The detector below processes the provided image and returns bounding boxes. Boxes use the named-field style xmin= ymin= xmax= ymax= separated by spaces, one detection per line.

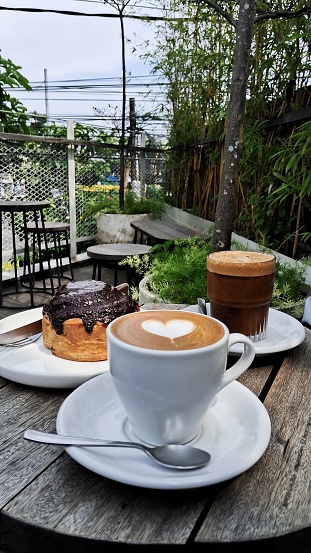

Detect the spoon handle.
xmin=24 ymin=429 xmax=211 ymax=470
xmin=24 ymin=429 xmax=143 ymax=450
xmin=197 ymin=297 xmax=207 ymax=314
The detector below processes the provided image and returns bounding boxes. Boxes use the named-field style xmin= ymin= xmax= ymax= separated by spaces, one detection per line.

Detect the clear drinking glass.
xmin=207 ymin=251 xmax=276 ymax=342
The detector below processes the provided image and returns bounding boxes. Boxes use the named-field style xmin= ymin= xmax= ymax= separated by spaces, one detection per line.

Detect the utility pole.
xmin=119 ymin=10 xmax=126 ymax=210
xmin=44 ymin=68 xmax=49 ymax=123
xmin=140 ymin=131 xmax=146 ymax=198
xmin=129 ymin=97 xmax=137 ymax=182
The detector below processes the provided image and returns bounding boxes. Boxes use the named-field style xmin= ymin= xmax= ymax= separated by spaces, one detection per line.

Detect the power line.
xmin=0 ymin=5 xmax=184 ymax=21
xmin=68 ymin=0 xmax=174 ymax=12
xmin=25 ymin=75 xmax=164 ymax=85
xmin=5 ymin=83 xmax=167 ymax=91
xmin=0 ymin=4 xmax=172 ymax=136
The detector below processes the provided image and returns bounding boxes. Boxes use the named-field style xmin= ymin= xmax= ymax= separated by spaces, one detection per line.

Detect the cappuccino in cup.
xmin=111 ymin=310 xmax=224 ymax=350
xmin=207 ymin=251 xmax=276 ymax=341
xmin=107 ymin=310 xmax=255 ymax=445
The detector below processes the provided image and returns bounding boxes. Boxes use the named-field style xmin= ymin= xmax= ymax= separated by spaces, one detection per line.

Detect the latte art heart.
xmin=111 ymin=311 xmax=225 ymax=350
xmin=142 ymin=319 xmax=195 ymax=340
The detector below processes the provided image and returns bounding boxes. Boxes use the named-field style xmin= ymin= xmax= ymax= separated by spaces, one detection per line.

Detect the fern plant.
xmin=121 ymin=237 xmax=213 ymax=304
xmin=271 ymin=259 xmax=310 ymax=315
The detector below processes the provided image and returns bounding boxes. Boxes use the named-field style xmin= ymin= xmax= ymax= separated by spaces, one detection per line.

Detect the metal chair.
xmin=23 ymin=221 xmax=74 ymax=295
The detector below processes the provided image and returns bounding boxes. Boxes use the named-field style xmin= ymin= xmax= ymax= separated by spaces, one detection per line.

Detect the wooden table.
xmin=0 ymin=312 xmax=310 ymax=552
xmin=131 ymin=219 xmax=200 ymax=245
xmin=87 ymin=243 xmax=151 ymax=286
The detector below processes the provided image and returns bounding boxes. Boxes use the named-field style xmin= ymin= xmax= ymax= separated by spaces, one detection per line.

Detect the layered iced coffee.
xmin=207 ymin=251 xmax=276 ymax=341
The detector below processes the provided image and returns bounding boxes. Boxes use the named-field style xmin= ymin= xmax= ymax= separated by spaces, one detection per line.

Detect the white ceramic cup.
xmin=107 ymin=310 xmax=255 ymax=446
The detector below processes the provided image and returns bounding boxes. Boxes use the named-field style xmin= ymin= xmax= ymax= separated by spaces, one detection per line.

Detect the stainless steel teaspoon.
xmin=24 ymin=429 xmax=211 ymax=470
xmin=197 ymin=297 xmax=207 ymax=314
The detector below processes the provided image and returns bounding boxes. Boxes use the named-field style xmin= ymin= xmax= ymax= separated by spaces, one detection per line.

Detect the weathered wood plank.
xmin=131 ymin=219 xmax=199 ymax=243
xmin=0 ymin=362 xmax=275 ymax=547
xmin=3 ymin=452 xmax=210 ymax=546
xmin=0 ymin=383 xmax=67 ymax=443
xmin=237 ymin=363 xmax=273 ymax=397
xmin=0 ymin=375 xmax=8 ymax=387
xmin=1 ymin=375 xmax=210 ymax=547
xmin=0 ymin=382 xmax=67 ymax=507
xmin=1 ymin=322 xmax=309 ymax=551
xmin=195 ymin=330 xmax=311 ymax=544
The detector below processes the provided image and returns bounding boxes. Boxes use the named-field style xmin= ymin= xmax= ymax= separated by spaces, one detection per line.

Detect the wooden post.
xmin=119 ymin=11 xmax=126 ymax=210
xmin=129 ymin=97 xmax=137 ymax=183
xmin=140 ymin=132 xmax=146 ymax=198
xmin=67 ymin=120 xmax=77 ymax=261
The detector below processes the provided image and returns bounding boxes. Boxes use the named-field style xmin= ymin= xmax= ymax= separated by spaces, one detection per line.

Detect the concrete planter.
xmin=139 ymin=275 xmax=164 ymax=305
xmin=96 ymin=213 xmax=151 ymax=244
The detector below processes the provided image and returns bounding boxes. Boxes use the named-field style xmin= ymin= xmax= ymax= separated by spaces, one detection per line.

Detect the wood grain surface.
xmin=196 ymin=331 xmax=311 ymax=548
xmin=0 ymin=327 xmax=310 ymax=553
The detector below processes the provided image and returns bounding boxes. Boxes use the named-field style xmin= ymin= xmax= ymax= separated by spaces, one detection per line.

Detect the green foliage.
xmin=150 ymin=238 xmax=212 ymax=304
xmin=235 ymin=118 xmax=311 ymax=255
xmin=271 ymin=259 xmax=310 ymax=311
xmin=124 ymin=188 xmax=165 ymax=215
xmin=121 ymin=252 xmax=153 ymax=279
xmin=0 ymin=52 xmax=31 ymax=133
xmin=140 ymin=2 xmax=311 ymax=254
xmin=30 ymin=121 xmax=113 ymax=143
xmin=123 ymin=237 xmax=213 ymax=304
xmin=142 ymin=1 xmax=235 ymax=149
xmin=86 ymin=189 xmax=165 ymax=216
xmin=271 ymin=120 xmax=311 ymax=201
xmin=123 ymin=235 xmax=310 ymax=309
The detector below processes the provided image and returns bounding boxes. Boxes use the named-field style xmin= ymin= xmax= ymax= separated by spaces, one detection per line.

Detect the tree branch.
xmin=255 ymin=5 xmax=311 ymax=23
xmin=190 ymin=0 xmax=236 ymax=28
xmin=191 ymin=1 xmax=311 ymax=27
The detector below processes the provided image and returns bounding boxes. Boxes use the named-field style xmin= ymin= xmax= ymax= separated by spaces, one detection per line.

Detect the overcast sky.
xmin=1 ymin=0 xmax=167 ymax=135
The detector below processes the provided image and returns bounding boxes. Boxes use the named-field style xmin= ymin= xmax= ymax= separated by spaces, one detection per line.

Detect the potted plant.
xmin=86 ymin=186 xmax=165 ymax=243
xmin=122 ymin=238 xmax=311 ymax=318
xmin=122 ymin=237 xmax=213 ymax=304
xmin=270 ymin=260 xmax=311 ymax=318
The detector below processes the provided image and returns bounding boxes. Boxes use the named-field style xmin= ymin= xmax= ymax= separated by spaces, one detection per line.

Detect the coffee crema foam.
xmin=111 ymin=311 xmax=224 ymax=350
xmin=207 ymin=251 xmax=275 ymax=277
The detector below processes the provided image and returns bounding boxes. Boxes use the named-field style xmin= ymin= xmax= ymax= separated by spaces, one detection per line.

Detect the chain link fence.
xmin=0 ymin=139 xmax=165 ymax=259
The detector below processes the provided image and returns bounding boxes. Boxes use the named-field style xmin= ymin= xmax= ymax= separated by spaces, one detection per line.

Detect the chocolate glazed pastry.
xmin=42 ymin=280 xmax=139 ymax=362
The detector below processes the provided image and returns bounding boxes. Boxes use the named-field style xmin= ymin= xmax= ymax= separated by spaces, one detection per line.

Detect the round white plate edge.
xmin=0 ymin=308 xmax=109 ymax=388
xmin=56 ymin=373 xmax=272 ymax=490
xmin=0 ymin=359 xmax=108 ymax=388
xmin=0 ymin=306 xmax=43 ymax=333
xmin=182 ymin=305 xmax=305 ymax=355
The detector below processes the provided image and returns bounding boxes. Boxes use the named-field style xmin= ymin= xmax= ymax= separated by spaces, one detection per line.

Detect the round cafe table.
xmin=87 ymin=242 xmax=151 ymax=286
xmin=0 ymin=305 xmax=310 ymax=552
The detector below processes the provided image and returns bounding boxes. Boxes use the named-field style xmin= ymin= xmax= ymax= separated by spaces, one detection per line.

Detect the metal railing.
xmin=0 ymin=137 xmax=165 ymax=262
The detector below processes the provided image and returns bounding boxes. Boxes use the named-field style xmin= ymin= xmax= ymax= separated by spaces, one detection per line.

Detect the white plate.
xmin=0 ymin=308 xmax=108 ymax=388
xmin=182 ymin=305 xmax=305 ymax=356
xmin=56 ymin=372 xmax=271 ymax=490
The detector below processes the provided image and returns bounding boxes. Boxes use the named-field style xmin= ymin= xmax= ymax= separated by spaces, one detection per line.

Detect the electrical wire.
xmin=0 ymin=5 xmax=183 ymax=22
xmin=0 ymin=3 xmax=172 ymax=137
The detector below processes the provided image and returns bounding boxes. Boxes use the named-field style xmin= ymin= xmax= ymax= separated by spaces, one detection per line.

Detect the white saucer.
xmin=56 ymin=372 xmax=271 ymax=489
xmin=182 ymin=305 xmax=305 ymax=356
xmin=0 ymin=308 xmax=108 ymax=388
